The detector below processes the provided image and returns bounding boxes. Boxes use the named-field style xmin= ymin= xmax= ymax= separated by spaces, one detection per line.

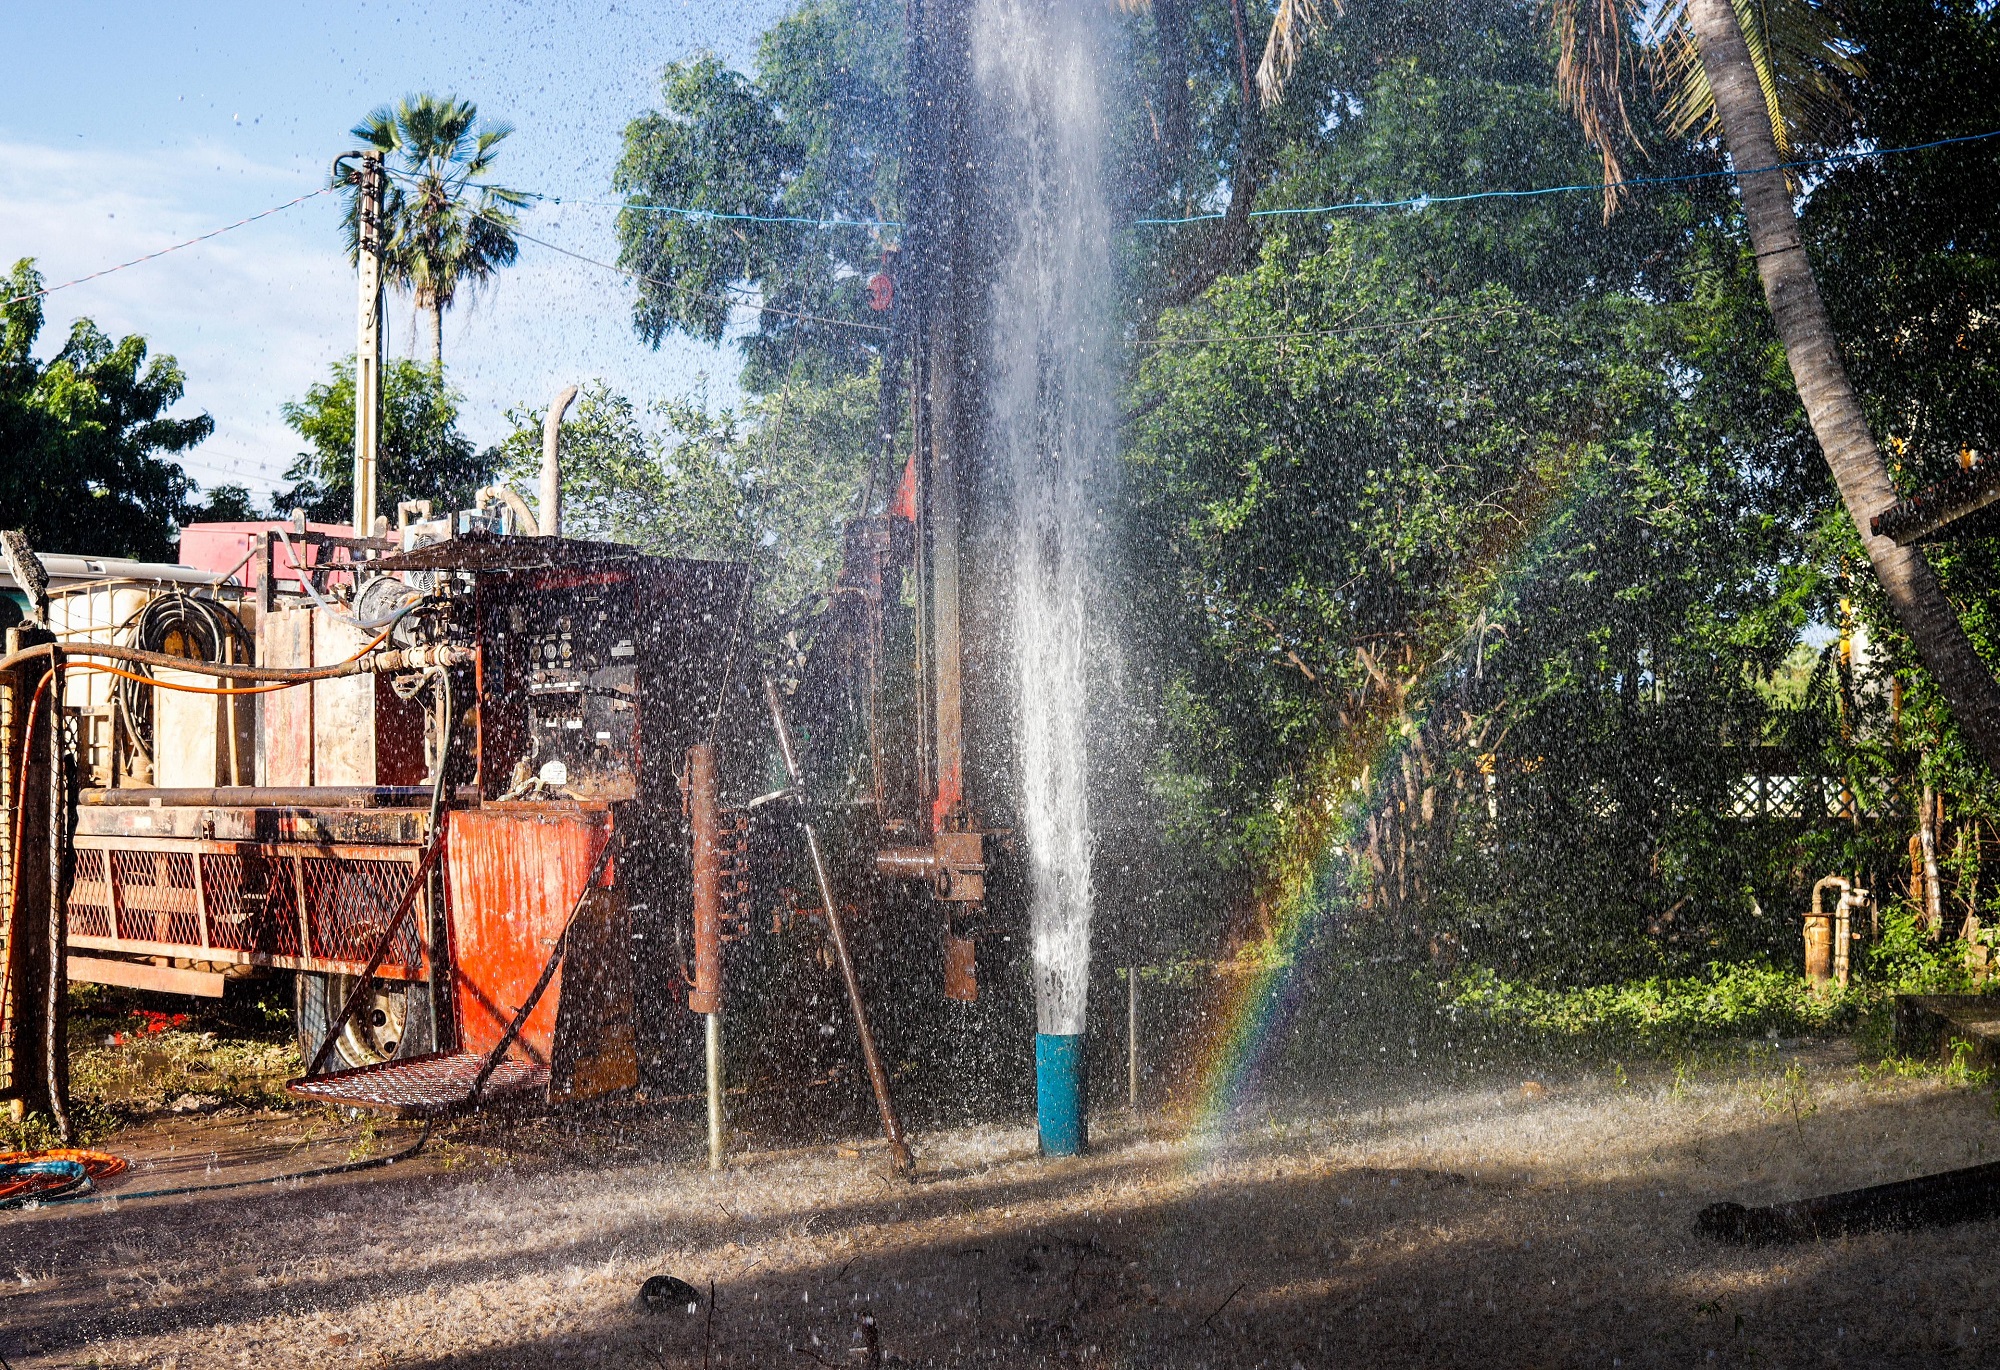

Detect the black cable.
xmin=114 ymin=591 xmax=255 ymax=762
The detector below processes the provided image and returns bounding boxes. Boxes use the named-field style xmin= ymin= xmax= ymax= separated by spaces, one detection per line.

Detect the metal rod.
xmin=1127 ymin=966 xmax=1140 ymax=1110
xmin=763 ymin=676 xmax=913 ymax=1175
xmin=706 ymin=1010 xmax=725 ymax=1171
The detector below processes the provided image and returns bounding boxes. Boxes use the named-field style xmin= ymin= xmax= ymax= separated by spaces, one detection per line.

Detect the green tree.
xmin=493 ymin=373 xmax=877 ymax=620
xmin=1258 ymin=0 xmax=2000 ymax=776
xmin=0 ymin=259 xmax=211 ymax=560
xmin=1122 ymin=18 xmax=1831 ymax=977
xmin=188 ymin=483 xmax=259 ymax=523
xmin=272 ymin=356 xmax=486 ymax=524
xmin=346 ymin=94 xmax=527 ymax=368
xmin=612 ymin=0 xmax=904 ymax=390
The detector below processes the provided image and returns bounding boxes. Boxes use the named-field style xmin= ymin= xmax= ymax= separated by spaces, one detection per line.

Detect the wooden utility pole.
xmin=350 ymin=150 xmax=386 ymax=540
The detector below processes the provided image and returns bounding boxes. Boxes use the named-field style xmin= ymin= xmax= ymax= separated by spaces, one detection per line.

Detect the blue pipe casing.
xmin=1036 ymin=1032 xmax=1088 ymax=1156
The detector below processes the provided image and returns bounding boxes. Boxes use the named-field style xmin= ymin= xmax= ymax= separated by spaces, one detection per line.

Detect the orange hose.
xmin=68 ymin=662 xmax=317 ymax=697
xmin=65 ymin=618 xmax=399 ymax=697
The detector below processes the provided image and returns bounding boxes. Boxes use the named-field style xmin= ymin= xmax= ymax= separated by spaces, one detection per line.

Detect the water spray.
xmin=973 ymin=0 xmax=1113 ymax=1157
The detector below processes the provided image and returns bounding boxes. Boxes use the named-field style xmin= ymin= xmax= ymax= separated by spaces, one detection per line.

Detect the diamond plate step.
xmin=286 ymin=1051 xmax=549 ymax=1118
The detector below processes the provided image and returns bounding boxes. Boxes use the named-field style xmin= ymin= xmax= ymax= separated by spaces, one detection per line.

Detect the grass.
xmin=6 ymin=979 xmax=304 ymax=1148
xmin=1439 ymin=903 xmax=1994 ymax=1064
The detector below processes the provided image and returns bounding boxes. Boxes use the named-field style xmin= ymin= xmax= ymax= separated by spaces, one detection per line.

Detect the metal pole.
xmin=687 ymin=742 xmax=727 ymax=1171
xmin=352 ymin=150 xmax=384 ymax=541
xmin=687 ymin=745 xmax=724 ymax=1014
xmin=44 ymin=652 xmax=70 ymax=1142
xmin=706 ymin=1010 xmax=725 ymax=1171
xmin=1127 ymin=966 xmax=1139 ymax=1110
xmin=764 ymin=676 xmax=914 ymax=1175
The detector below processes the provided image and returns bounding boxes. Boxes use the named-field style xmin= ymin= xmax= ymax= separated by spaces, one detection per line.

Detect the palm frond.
xmin=1548 ymin=0 xmax=1649 ymax=218
xmin=1654 ymin=0 xmax=1862 ymax=159
xmin=1256 ymin=0 xmax=1342 ymax=109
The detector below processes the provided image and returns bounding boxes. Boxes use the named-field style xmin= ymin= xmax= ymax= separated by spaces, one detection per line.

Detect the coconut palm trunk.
xmin=1686 ymin=0 xmax=2000 ymax=772
xmin=423 ymin=295 xmax=443 ymax=369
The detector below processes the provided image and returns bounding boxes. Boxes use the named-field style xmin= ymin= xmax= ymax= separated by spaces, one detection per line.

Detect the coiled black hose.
xmin=114 ymin=592 xmax=255 ymax=760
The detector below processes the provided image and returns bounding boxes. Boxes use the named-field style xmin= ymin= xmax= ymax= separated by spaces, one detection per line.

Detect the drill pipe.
xmin=763 ymin=676 xmax=914 ymax=1175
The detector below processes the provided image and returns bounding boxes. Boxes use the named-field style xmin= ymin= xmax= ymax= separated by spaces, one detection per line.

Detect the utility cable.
xmin=508 ymin=227 xmax=889 ymax=335
xmin=493 ymin=125 xmax=2000 ymax=232
xmin=1 ymin=186 xmax=337 ymax=307
xmin=1130 ymin=301 xmax=1529 ymax=348
xmin=14 ymin=126 xmax=1998 ymax=313
xmin=1134 ymin=126 xmax=2000 ymax=225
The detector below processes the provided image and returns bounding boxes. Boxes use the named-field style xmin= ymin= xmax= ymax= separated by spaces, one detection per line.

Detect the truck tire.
xmin=294 ymin=972 xmax=434 ymax=1071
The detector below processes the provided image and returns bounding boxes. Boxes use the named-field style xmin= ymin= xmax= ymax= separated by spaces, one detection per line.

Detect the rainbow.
xmin=1172 ymin=438 xmax=1602 ymax=1144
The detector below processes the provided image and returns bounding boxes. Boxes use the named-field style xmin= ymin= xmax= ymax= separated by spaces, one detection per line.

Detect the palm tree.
xmin=343 ymin=94 xmax=528 ymax=369
xmin=1254 ymin=0 xmax=2000 ymax=773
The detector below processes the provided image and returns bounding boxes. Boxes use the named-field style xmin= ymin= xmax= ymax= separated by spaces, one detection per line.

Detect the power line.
xmin=504 ymin=125 xmax=2000 ymax=231
xmin=1134 ymin=126 xmax=2000 ymax=226
xmin=526 ymin=188 xmax=899 ymax=231
xmin=508 ymin=226 xmax=889 ymax=335
xmin=12 ymin=123 xmax=2000 ymax=315
xmin=1 ymin=186 xmax=338 ymax=307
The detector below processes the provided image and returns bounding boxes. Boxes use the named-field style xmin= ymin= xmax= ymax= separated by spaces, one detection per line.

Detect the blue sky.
xmin=1 ymin=0 xmax=795 ymax=508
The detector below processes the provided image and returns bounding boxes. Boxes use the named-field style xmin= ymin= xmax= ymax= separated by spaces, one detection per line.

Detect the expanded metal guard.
xmin=202 ymin=850 xmax=300 ymax=957
xmin=302 ymin=856 xmax=422 ymax=970
xmin=69 ymin=848 xmax=112 ymax=940
xmin=110 ymin=848 xmax=202 ymax=946
xmin=66 ymin=837 xmax=429 ymax=980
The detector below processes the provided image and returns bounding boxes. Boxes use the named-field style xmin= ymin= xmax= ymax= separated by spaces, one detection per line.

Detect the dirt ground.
xmin=4 ymin=1040 xmax=1998 ymax=1368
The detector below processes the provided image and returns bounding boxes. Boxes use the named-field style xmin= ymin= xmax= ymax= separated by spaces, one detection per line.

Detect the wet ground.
xmin=4 ymin=1039 xmax=1997 ymax=1368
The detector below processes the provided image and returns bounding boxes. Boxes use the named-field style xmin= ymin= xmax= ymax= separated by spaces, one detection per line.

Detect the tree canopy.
xmin=272 ymin=355 xmax=486 ymax=525
xmin=611 ymin=0 xmax=905 ymax=391
xmin=493 ymin=373 xmax=877 ymax=621
xmin=0 ymin=259 xmax=211 ymax=560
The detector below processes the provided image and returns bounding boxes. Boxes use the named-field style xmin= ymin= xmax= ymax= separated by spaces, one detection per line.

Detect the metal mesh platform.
xmin=287 ymin=1052 xmax=549 ymax=1118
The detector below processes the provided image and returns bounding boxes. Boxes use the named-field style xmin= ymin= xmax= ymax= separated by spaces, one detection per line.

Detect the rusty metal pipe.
xmin=764 ymin=676 xmax=913 ymax=1175
xmin=687 ymin=744 xmax=723 ymax=1015
xmin=874 ymin=846 xmax=938 ymax=879
xmin=80 ymin=785 xmax=433 ymax=807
